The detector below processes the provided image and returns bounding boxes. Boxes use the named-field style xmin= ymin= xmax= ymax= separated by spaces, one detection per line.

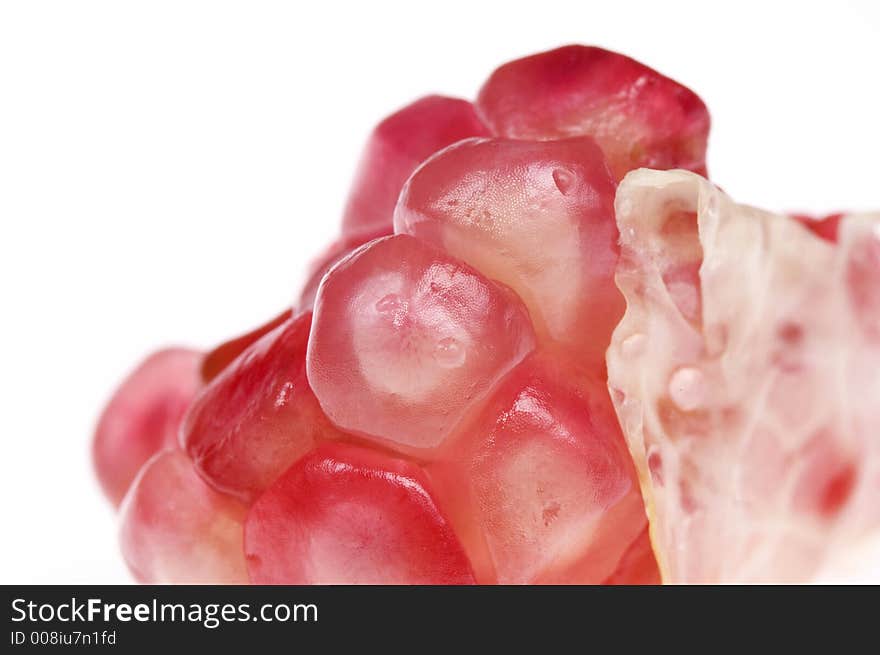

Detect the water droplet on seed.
xmin=552 ymin=168 xmax=576 ymax=195
xmin=668 ymin=366 xmax=706 ymax=412
xmin=621 ymin=333 xmax=646 ymax=357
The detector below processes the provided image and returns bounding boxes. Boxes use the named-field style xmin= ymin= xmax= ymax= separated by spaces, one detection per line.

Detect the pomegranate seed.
xmin=245 ymin=443 xmax=476 ymax=584
xmin=430 ymin=356 xmax=649 ymax=583
xmin=120 ymin=450 xmax=248 ymax=584
xmin=307 ymin=234 xmax=536 ymax=453
xmin=93 ymin=46 xmax=732 ymax=585
xmin=93 ymin=348 xmax=201 ymax=506
xmin=296 ymin=227 xmax=389 ymax=312
xmin=395 ymin=136 xmax=621 ymax=367
xmin=342 ymin=95 xmax=489 ymax=239
xmin=477 ymin=45 xmax=710 ymax=180
xmin=201 ymin=310 xmax=292 ymax=383
xmin=183 ymin=312 xmax=340 ymax=503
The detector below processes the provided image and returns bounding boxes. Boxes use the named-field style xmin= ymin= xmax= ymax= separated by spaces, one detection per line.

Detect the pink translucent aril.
xmin=394 ymin=136 xmax=621 ymax=367
xmin=119 ymin=449 xmax=248 ymax=584
xmin=183 ymin=312 xmax=341 ymax=503
xmin=307 ymin=234 xmax=536 ymax=454
xmin=603 ymin=527 xmax=662 ymax=584
xmin=244 ymin=443 xmax=476 ymax=584
xmin=429 ymin=356 xmax=651 ymax=584
xmin=476 ymin=45 xmax=710 ymax=180
xmin=296 ymin=227 xmax=389 ymax=312
xmin=341 ymin=95 xmax=490 ymax=239
xmin=200 ymin=309 xmax=292 ymax=384
xmin=93 ymin=348 xmax=201 ymax=506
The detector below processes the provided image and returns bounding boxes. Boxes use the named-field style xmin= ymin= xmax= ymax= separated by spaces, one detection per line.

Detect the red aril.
xmin=603 ymin=527 xmax=662 ymax=584
xmin=94 ymin=45 xmax=730 ymax=585
xmin=429 ymin=356 xmax=650 ymax=583
xmin=201 ymin=310 xmax=292 ymax=383
xmin=307 ymin=234 xmax=536 ymax=454
xmin=476 ymin=45 xmax=710 ymax=180
xmin=120 ymin=449 xmax=248 ymax=584
xmin=394 ymin=136 xmax=620 ymax=367
xmin=244 ymin=443 xmax=476 ymax=584
xmin=93 ymin=348 xmax=201 ymax=506
xmin=296 ymin=227 xmax=389 ymax=312
xmin=341 ymin=95 xmax=489 ymax=239
xmin=183 ymin=312 xmax=340 ymax=503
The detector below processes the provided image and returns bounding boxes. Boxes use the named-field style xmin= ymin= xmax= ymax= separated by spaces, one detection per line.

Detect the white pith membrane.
xmin=607 ymin=169 xmax=880 ymax=583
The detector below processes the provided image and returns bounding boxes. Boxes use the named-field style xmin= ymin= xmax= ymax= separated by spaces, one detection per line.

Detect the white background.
xmin=1 ymin=0 xmax=878 ymax=583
